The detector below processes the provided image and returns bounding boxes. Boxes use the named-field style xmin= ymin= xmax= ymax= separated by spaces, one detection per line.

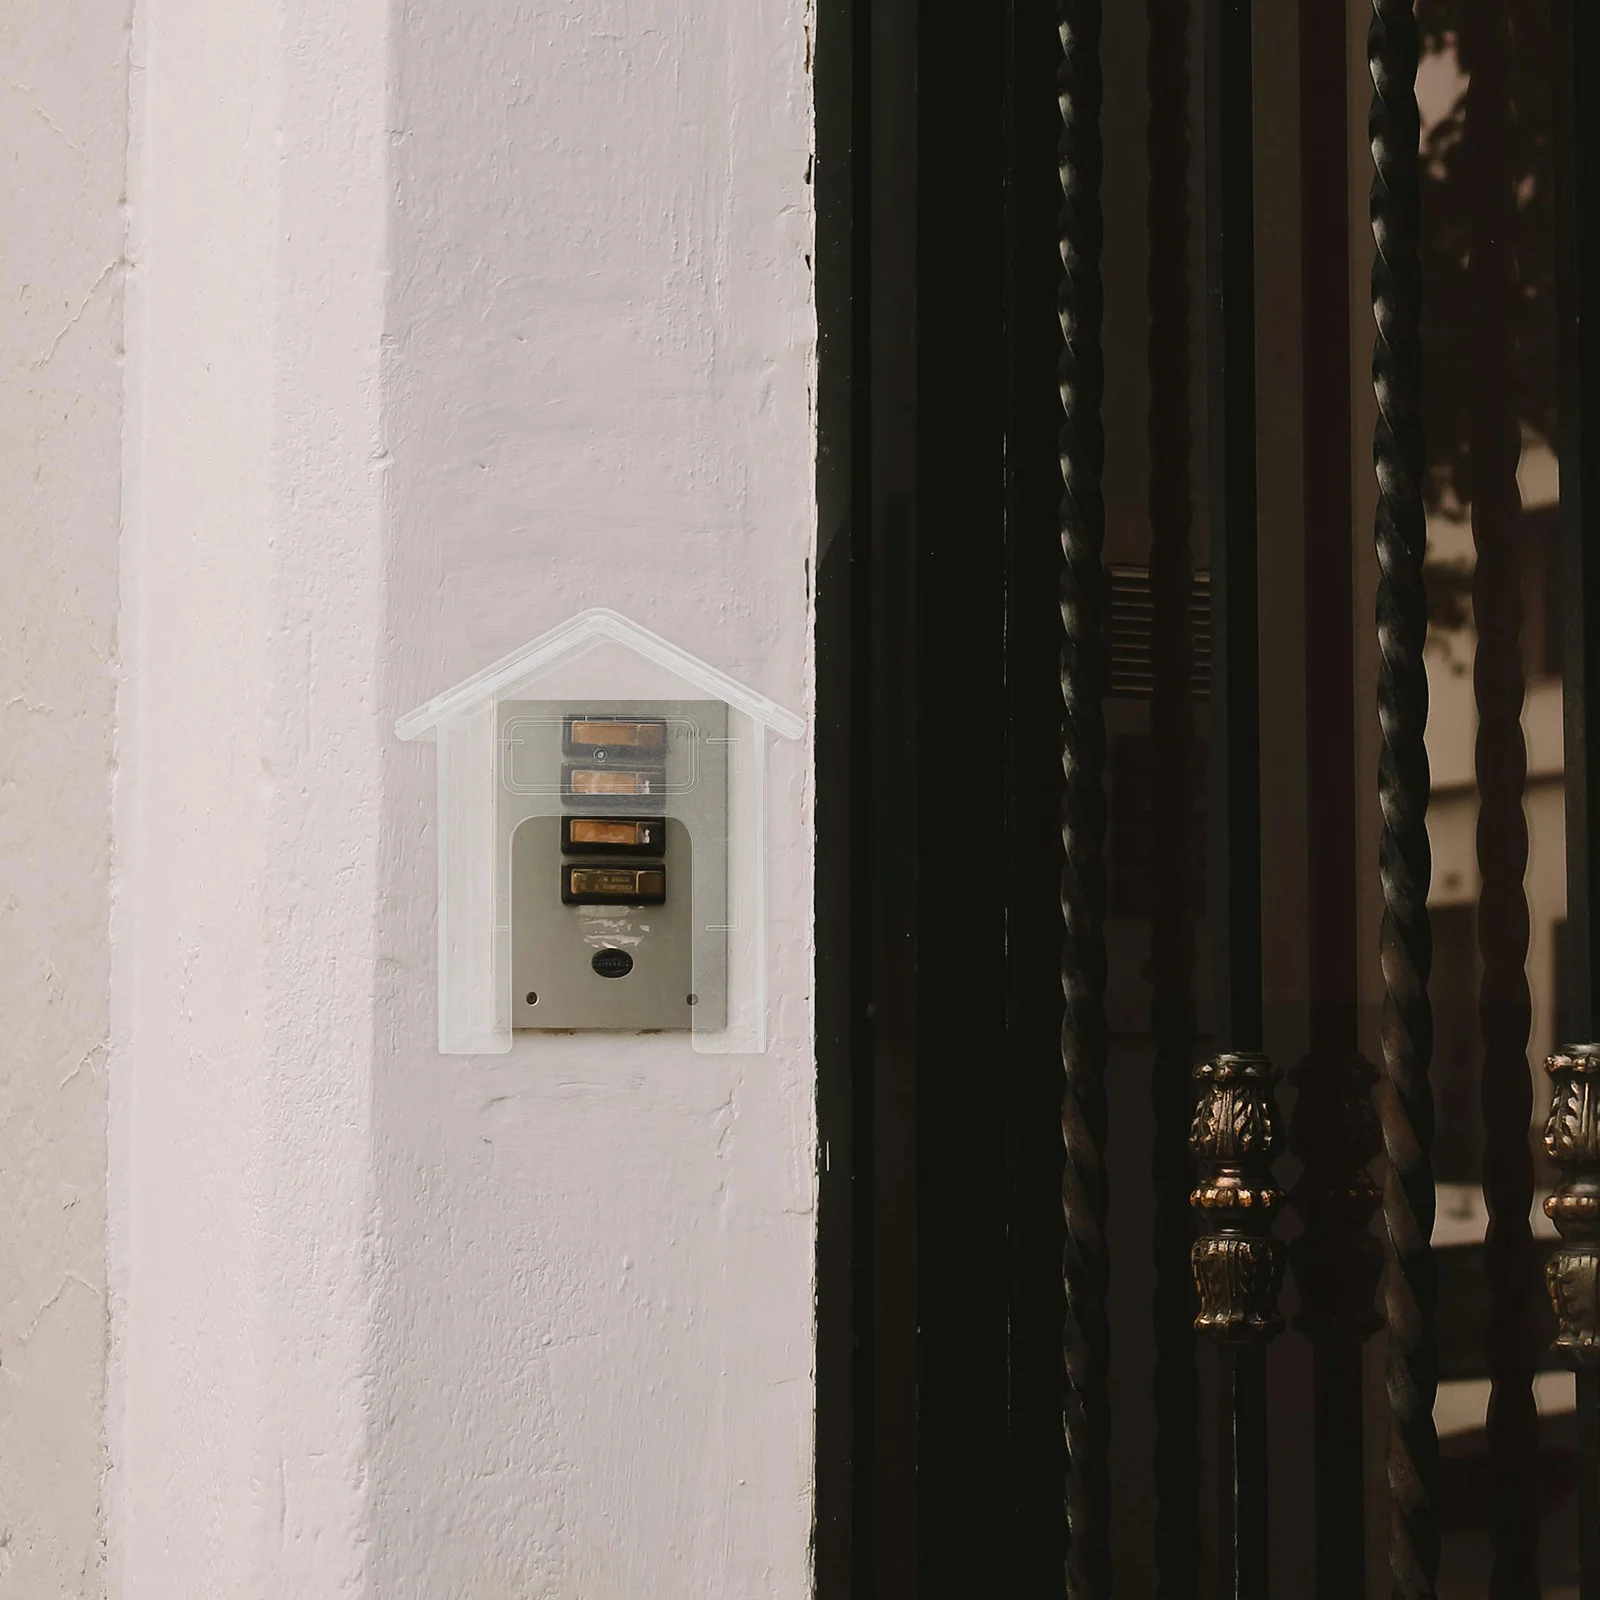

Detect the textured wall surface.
xmin=370 ymin=0 xmax=815 ymax=1590
xmin=112 ymin=0 xmax=815 ymax=1593
xmin=114 ymin=0 xmax=392 ymax=1591
xmin=0 ymin=3 xmax=128 ymax=1591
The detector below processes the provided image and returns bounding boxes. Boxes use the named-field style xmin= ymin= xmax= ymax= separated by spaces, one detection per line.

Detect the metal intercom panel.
xmin=496 ymin=699 xmax=729 ymax=1032
xmin=397 ymin=607 xmax=802 ymax=1054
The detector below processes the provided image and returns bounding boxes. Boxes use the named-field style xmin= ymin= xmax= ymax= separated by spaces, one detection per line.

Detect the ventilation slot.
xmin=1107 ymin=563 xmax=1212 ymax=699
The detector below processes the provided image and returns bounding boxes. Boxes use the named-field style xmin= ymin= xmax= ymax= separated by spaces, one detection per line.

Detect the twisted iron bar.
xmin=1145 ymin=0 xmax=1200 ymax=1587
xmin=1370 ymin=1 xmax=1438 ymax=1593
xmin=1058 ymin=2 xmax=1111 ymax=1594
xmin=1464 ymin=2 xmax=1541 ymax=1585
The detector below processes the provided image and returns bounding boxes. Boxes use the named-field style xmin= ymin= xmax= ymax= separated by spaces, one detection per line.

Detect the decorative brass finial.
xmin=1544 ymin=1045 xmax=1600 ymax=1366
xmin=1189 ymin=1052 xmax=1285 ymax=1342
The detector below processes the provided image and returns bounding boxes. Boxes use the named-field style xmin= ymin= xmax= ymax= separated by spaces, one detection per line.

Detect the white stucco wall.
xmin=367 ymin=0 xmax=816 ymax=1594
xmin=111 ymin=0 xmax=815 ymax=1595
xmin=113 ymin=0 xmax=390 ymax=1591
xmin=0 ymin=3 xmax=128 ymax=1590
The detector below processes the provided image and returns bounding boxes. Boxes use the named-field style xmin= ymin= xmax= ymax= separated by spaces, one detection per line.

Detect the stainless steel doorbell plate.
xmin=498 ymin=701 xmax=729 ymax=1032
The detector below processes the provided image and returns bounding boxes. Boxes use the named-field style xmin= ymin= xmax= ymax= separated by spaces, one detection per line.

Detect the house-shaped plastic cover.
xmin=396 ymin=609 xmax=803 ymax=1055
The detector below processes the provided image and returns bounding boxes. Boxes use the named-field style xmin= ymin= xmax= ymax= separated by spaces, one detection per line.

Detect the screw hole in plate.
xmin=525 ymin=991 xmax=539 ymax=1005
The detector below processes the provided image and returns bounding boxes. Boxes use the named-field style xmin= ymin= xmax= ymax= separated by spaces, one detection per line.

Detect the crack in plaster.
xmin=8 ymin=1273 xmax=102 ymax=1354
xmin=60 ymin=1043 xmax=108 ymax=1091
xmin=3 ymin=76 xmax=83 ymax=151
xmin=33 ymin=262 xmax=117 ymax=369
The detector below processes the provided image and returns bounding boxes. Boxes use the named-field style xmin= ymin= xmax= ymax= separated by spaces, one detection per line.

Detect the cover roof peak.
xmin=395 ymin=607 xmax=804 ymax=742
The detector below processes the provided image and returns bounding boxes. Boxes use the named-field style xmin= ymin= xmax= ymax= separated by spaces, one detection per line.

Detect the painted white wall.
xmin=112 ymin=0 xmax=814 ymax=1596
xmin=0 ymin=2 xmax=129 ymax=1591
xmin=114 ymin=0 xmax=390 ymax=1591
xmin=367 ymin=0 xmax=815 ymax=1594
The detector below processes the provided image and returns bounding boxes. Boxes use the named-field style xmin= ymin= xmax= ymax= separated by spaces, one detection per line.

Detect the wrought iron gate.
xmin=813 ymin=0 xmax=1600 ymax=1594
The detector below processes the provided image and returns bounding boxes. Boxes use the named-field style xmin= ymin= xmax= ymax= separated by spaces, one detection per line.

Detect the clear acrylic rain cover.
xmin=395 ymin=609 xmax=803 ymax=1055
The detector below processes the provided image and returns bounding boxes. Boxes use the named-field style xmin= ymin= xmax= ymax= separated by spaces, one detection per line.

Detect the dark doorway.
xmin=813 ymin=0 xmax=1599 ymax=1596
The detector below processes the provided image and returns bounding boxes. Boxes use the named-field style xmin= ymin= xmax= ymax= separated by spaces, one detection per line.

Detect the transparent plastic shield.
xmin=436 ymin=700 xmax=504 ymax=1053
xmin=396 ymin=610 xmax=800 ymax=1055
xmin=700 ymin=712 xmax=769 ymax=1054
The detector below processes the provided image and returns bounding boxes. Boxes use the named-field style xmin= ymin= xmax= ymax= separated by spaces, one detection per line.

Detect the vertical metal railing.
xmin=1292 ymin=1 xmax=1385 ymax=1594
xmin=1369 ymin=1 xmax=1439 ymax=1595
xmin=1189 ymin=3 xmax=1284 ymax=1597
xmin=1057 ymin=3 xmax=1112 ymax=1595
xmin=1147 ymin=0 xmax=1201 ymax=1589
xmin=1462 ymin=0 xmax=1543 ymax=1589
xmin=1550 ymin=1 xmax=1600 ymax=1594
